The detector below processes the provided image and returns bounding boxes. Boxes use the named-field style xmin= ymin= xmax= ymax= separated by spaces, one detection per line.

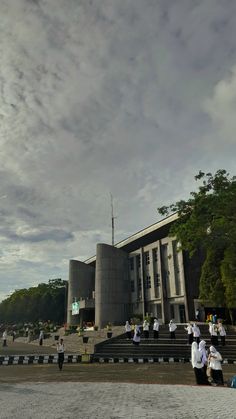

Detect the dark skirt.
xmin=211 ymin=369 xmax=224 ymax=385
xmin=170 ymin=331 xmax=176 ymax=339
xmin=194 ymin=367 xmax=209 ymax=385
xmin=220 ymin=336 xmax=226 ymax=346
xmin=211 ymin=335 xmax=219 ymax=346
xmin=126 ymin=331 xmax=132 ymax=339
xmin=133 ymin=340 xmax=140 ymax=346
xmin=188 ymin=333 xmax=193 ymax=344
xmin=194 ymin=336 xmax=200 ymax=344
xmin=58 ymin=353 xmax=64 ymax=370
xmin=144 ymin=331 xmax=149 ymax=339
xmin=153 ymin=330 xmax=159 ymax=339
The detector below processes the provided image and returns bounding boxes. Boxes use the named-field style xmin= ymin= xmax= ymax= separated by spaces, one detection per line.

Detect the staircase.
xmin=93 ymin=324 xmax=236 ymax=363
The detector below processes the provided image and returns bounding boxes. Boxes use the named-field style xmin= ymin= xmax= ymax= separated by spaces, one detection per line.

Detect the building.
xmin=67 ymin=213 xmax=204 ymax=328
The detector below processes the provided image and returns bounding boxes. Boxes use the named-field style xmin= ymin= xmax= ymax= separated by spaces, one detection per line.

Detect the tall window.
xmin=136 ymin=255 xmax=141 ymax=268
xmin=145 ymin=251 xmax=150 ymax=265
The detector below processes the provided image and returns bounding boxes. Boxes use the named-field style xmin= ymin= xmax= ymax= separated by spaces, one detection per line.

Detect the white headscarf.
xmin=191 ymin=342 xmax=203 ymax=368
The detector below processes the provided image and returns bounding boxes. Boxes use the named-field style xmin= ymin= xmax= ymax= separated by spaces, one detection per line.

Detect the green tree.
xmin=158 ymin=169 xmax=236 ymax=321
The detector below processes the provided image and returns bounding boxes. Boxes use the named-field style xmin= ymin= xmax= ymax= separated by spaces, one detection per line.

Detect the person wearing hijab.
xmin=133 ymin=325 xmax=141 ymax=346
xmin=191 ymin=342 xmax=206 ymax=385
xmin=124 ymin=321 xmax=132 ymax=339
xmin=192 ymin=323 xmax=201 ymax=344
xmin=143 ymin=320 xmax=149 ymax=339
xmin=184 ymin=322 xmax=193 ymax=345
xmin=199 ymin=340 xmax=209 ymax=384
xmin=153 ymin=318 xmax=160 ymax=339
xmin=218 ymin=323 xmax=226 ymax=346
xmin=169 ymin=320 xmax=177 ymax=339
xmin=209 ymin=322 xmax=218 ymax=346
xmin=208 ymin=346 xmax=224 ymax=385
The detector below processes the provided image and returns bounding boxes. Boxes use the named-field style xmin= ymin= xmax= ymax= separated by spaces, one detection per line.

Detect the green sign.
xmin=72 ymin=301 xmax=80 ymax=315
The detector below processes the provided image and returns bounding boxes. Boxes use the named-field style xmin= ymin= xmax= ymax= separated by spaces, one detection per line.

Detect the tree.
xmin=158 ymin=169 xmax=236 ymax=321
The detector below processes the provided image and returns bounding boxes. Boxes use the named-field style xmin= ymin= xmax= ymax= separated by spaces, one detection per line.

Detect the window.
xmin=154 ymin=273 xmax=160 ymax=288
xmin=145 ymin=252 xmax=150 ymax=265
xmin=136 ymin=255 xmax=141 ymax=268
xmin=145 ymin=275 xmax=151 ymax=289
xmin=129 ymin=258 xmax=134 ymax=271
xmin=131 ymin=280 xmax=135 ymax=292
xmin=153 ymin=248 xmax=158 ymax=262
xmin=138 ymin=278 xmax=142 ymax=291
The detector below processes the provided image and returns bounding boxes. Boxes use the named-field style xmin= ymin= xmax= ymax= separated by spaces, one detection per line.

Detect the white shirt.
xmin=143 ymin=322 xmax=149 ymax=331
xmin=169 ymin=322 xmax=177 ymax=332
xmin=3 ymin=331 xmax=7 ymax=340
xmin=209 ymin=351 xmax=222 ymax=370
xmin=57 ymin=343 xmax=65 ymax=353
xmin=125 ymin=323 xmax=131 ymax=332
xmin=191 ymin=348 xmax=204 ymax=369
xmin=218 ymin=325 xmax=226 ymax=336
xmin=209 ymin=324 xmax=217 ymax=336
xmin=192 ymin=325 xmax=200 ymax=337
xmin=133 ymin=328 xmax=141 ymax=343
xmin=153 ymin=321 xmax=159 ymax=331
xmin=185 ymin=325 xmax=193 ymax=334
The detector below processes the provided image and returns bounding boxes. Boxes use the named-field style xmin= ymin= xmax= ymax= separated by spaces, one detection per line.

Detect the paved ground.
xmin=0 ymin=381 xmax=236 ymax=419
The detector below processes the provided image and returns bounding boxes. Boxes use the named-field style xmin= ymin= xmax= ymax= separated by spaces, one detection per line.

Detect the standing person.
xmin=124 ymin=321 xmax=132 ymax=340
xmin=143 ymin=320 xmax=149 ymax=339
xmin=192 ymin=323 xmax=201 ymax=344
xmin=218 ymin=323 xmax=226 ymax=346
xmin=57 ymin=338 xmax=65 ymax=370
xmin=199 ymin=340 xmax=209 ymax=384
xmin=2 ymin=330 xmax=7 ymax=347
xmin=133 ymin=325 xmax=141 ymax=346
xmin=169 ymin=320 xmax=177 ymax=340
xmin=184 ymin=322 xmax=193 ymax=345
xmin=209 ymin=322 xmax=218 ymax=346
xmin=208 ymin=346 xmax=224 ymax=386
xmin=39 ymin=330 xmax=44 ymax=346
xmin=12 ymin=330 xmax=16 ymax=342
xmin=191 ymin=342 xmax=206 ymax=385
xmin=195 ymin=308 xmax=200 ymax=321
xmin=153 ymin=318 xmax=160 ymax=339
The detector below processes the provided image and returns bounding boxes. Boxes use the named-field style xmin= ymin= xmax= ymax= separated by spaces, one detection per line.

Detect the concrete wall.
xmin=67 ymin=260 xmax=95 ymax=325
xmin=95 ymin=244 xmax=130 ymax=328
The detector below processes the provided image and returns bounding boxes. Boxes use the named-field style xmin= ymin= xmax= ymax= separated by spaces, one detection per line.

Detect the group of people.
xmin=124 ymin=318 xmax=179 ymax=345
xmin=184 ymin=321 xmax=226 ymax=346
xmin=191 ymin=340 xmax=224 ymax=386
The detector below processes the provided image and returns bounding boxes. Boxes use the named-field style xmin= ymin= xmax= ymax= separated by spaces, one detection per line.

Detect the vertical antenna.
xmin=110 ymin=193 xmax=116 ymax=246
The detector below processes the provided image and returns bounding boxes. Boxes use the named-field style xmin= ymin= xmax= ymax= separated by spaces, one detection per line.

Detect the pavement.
xmin=0 ymin=381 xmax=236 ymax=419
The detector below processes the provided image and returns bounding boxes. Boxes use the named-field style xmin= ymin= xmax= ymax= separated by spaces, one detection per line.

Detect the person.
xmin=2 ymin=330 xmax=7 ymax=347
xmin=195 ymin=308 xmax=200 ymax=321
xmin=39 ymin=330 xmax=44 ymax=346
xmin=218 ymin=323 xmax=226 ymax=346
xmin=57 ymin=338 xmax=65 ymax=370
xmin=191 ymin=342 xmax=207 ymax=385
xmin=184 ymin=322 xmax=193 ymax=345
xmin=169 ymin=320 xmax=177 ymax=339
xmin=153 ymin=318 xmax=160 ymax=339
xmin=199 ymin=340 xmax=209 ymax=384
xmin=124 ymin=321 xmax=132 ymax=339
xmin=12 ymin=330 xmax=16 ymax=342
xmin=133 ymin=325 xmax=141 ymax=346
xmin=143 ymin=320 xmax=149 ymax=339
xmin=209 ymin=322 xmax=218 ymax=346
xmin=192 ymin=323 xmax=201 ymax=344
xmin=208 ymin=346 xmax=224 ymax=386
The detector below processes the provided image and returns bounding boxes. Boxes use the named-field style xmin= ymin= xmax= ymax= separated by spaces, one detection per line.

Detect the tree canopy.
xmin=0 ymin=278 xmax=67 ymax=324
xmin=158 ymin=169 xmax=236 ymax=318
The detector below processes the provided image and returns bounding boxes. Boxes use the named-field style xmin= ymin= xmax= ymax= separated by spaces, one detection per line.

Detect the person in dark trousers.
xmin=184 ymin=323 xmax=193 ymax=345
xmin=169 ymin=320 xmax=177 ymax=339
xmin=208 ymin=346 xmax=224 ymax=386
xmin=2 ymin=330 xmax=7 ymax=347
xmin=218 ymin=323 xmax=226 ymax=346
xmin=57 ymin=338 xmax=65 ymax=370
xmin=153 ymin=319 xmax=160 ymax=339
xmin=124 ymin=321 xmax=132 ymax=339
xmin=39 ymin=330 xmax=44 ymax=346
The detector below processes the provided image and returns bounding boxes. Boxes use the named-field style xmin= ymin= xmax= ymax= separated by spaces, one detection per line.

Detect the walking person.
xmin=124 ymin=321 xmax=132 ymax=340
xmin=133 ymin=325 xmax=141 ymax=346
xmin=153 ymin=318 xmax=160 ymax=339
xmin=2 ymin=330 xmax=7 ymax=347
xmin=192 ymin=323 xmax=201 ymax=344
xmin=218 ymin=323 xmax=226 ymax=346
xmin=57 ymin=338 xmax=65 ymax=370
xmin=169 ymin=320 xmax=177 ymax=340
xmin=39 ymin=330 xmax=44 ymax=346
xmin=208 ymin=346 xmax=224 ymax=386
xmin=143 ymin=319 xmax=149 ymax=339
xmin=191 ymin=342 xmax=206 ymax=385
xmin=184 ymin=322 xmax=193 ymax=345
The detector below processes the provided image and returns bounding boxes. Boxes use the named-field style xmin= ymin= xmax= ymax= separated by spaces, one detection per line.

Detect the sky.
xmin=0 ymin=0 xmax=236 ymax=301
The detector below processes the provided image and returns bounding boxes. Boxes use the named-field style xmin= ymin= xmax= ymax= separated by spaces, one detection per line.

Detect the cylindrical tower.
xmin=67 ymin=260 xmax=95 ymax=325
xmin=95 ymin=243 xmax=130 ymax=328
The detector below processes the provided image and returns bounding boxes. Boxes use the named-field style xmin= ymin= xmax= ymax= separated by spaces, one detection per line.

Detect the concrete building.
xmin=67 ymin=213 xmax=204 ymax=328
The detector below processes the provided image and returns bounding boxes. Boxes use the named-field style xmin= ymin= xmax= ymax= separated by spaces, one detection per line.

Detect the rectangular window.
xmin=129 ymin=258 xmax=134 ymax=271
xmin=153 ymin=248 xmax=158 ymax=262
xmin=131 ymin=280 xmax=135 ymax=292
xmin=136 ymin=255 xmax=141 ymax=268
xmin=154 ymin=273 xmax=160 ymax=288
xmin=145 ymin=275 xmax=151 ymax=289
xmin=145 ymin=252 xmax=150 ymax=265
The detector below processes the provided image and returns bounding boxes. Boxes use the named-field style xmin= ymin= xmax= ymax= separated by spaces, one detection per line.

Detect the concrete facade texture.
xmin=95 ymin=244 xmax=130 ymax=328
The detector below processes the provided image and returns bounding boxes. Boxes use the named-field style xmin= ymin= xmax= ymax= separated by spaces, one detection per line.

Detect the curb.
xmin=0 ymin=354 xmax=81 ymax=366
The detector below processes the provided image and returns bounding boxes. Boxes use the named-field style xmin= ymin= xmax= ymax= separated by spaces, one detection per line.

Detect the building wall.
xmin=95 ymin=243 xmax=130 ymax=328
xmin=67 ymin=260 xmax=95 ymax=325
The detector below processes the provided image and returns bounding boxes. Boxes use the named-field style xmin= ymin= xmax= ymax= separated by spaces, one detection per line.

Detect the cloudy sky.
xmin=0 ymin=0 xmax=236 ymax=301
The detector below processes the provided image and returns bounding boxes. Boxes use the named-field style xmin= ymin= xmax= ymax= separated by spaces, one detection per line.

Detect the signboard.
xmin=72 ymin=301 xmax=80 ymax=315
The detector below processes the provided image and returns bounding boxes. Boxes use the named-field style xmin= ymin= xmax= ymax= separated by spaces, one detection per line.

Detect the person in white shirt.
xmin=143 ymin=320 xmax=149 ymax=339
xmin=218 ymin=323 xmax=226 ymax=346
xmin=57 ymin=338 xmax=65 ymax=370
xmin=192 ymin=323 xmax=201 ymax=344
xmin=133 ymin=325 xmax=141 ymax=346
xmin=169 ymin=320 xmax=177 ymax=339
xmin=153 ymin=319 xmax=160 ymax=339
xmin=199 ymin=340 xmax=209 ymax=384
xmin=184 ymin=323 xmax=193 ymax=345
xmin=124 ymin=321 xmax=132 ymax=340
xmin=208 ymin=346 xmax=224 ymax=385
xmin=191 ymin=342 xmax=207 ymax=385
xmin=2 ymin=330 xmax=7 ymax=347
xmin=209 ymin=322 xmax=218 ymax=346
xmin=39 ymin=330 xmax=44 ymax=346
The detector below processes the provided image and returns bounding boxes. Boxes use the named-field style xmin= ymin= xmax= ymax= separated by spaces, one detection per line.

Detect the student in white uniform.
xmin=124 ymin=321 xmax=132 ymax=340
xmin=153 ymin=319 xmax=160 ymax=339
xmin=57 ymin=338 xmax=65 ymax=370
xmin=199 ymin=340 xmax=209 ymax=384
xmin=184 ymin=323 xmax=193 ymax=345
xmin=208 ymin=346 xmax=224 ymax=385
xmin=218 ymin=323 xmax=226 ymax=346
xmin=2 ymin=330 xmax=7 ymax=347
xmin=133 ymin=325 xmax=141 ymax=346
xmin=143 ymin=320 xmax=150 ymax=339
xmin=209 ymin=322 xmax=218 ymax=346
xmin=191 ymin=342 xmax=206 ymax=385
xmin=39 ymin=330 xmax=44 ymax=346
xmin=192 ymin=323 xmax=201 ymax=344
xmin=169 ymin=320 xmax=177 ymax=339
